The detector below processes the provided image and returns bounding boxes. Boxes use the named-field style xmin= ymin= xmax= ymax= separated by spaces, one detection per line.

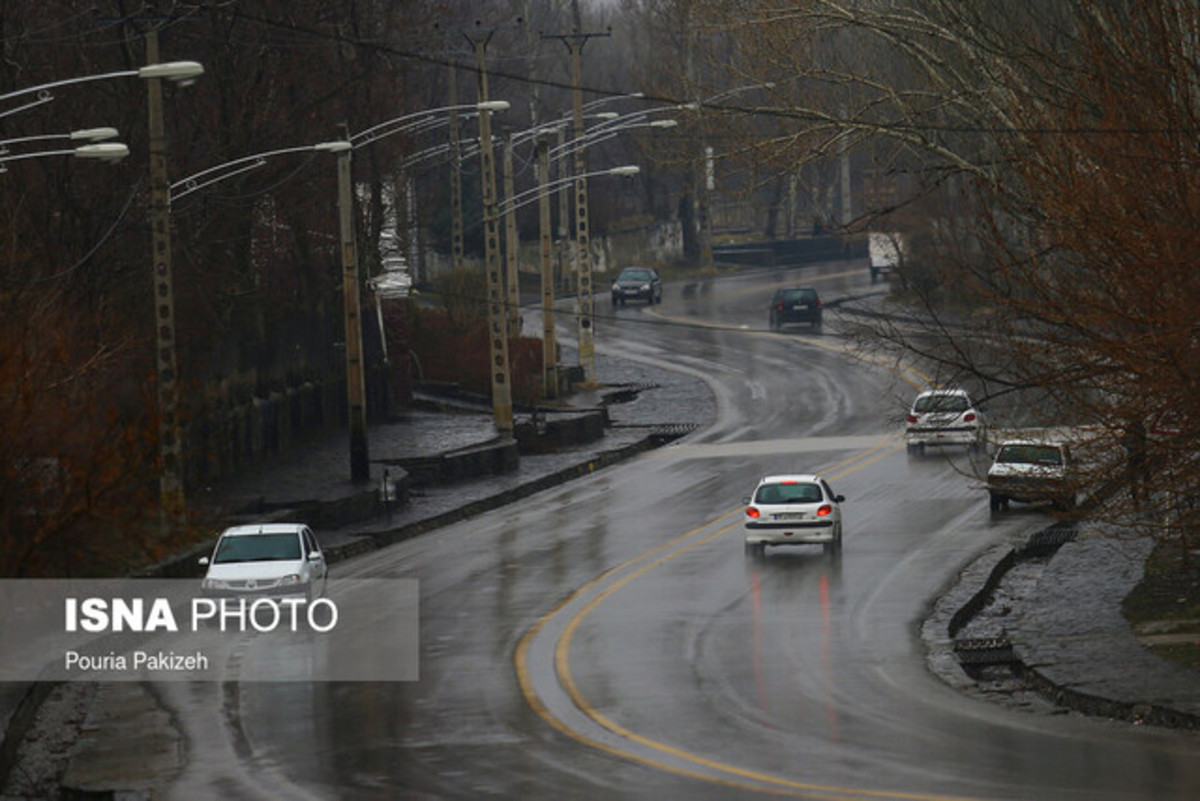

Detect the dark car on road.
xmin=611 ymin=267 xmax=662 ymax=306
xmin=769 ymin=287 xmax=822 ymax=330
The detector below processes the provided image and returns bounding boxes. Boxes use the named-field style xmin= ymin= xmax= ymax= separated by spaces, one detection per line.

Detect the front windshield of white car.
xmin=213 ymin=533 xmax=302 ymax=563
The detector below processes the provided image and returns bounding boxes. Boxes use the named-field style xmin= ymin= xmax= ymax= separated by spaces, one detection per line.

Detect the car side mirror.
xmin=308 ymin=551 xmax=323 ymax=561
xmin=835 ymin=495 xmax=846 ymax=503
xmin=198 ymin=556 xmax=209 ymax=566
xmin=741 ymin=496 xmax=751 ymax=505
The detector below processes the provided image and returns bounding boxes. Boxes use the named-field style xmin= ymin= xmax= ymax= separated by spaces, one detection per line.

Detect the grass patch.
xmin=1122 ymin=536 xmax=1200 ymax=670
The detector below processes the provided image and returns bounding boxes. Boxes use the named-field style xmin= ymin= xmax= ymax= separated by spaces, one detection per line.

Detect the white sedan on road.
xmin=743 ymin=474 xmax=845 ymax=556
xmin=199 ymin=523 xmax=328 ymax=600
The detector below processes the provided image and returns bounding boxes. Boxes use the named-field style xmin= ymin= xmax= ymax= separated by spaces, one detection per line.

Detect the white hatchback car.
xmin=199 ymin=523 xmax=327 ymax=600
xmin=743 ymin=474 xmax=845 ymax=556
xmin=905 ymin=388 xmax=985 ymax=454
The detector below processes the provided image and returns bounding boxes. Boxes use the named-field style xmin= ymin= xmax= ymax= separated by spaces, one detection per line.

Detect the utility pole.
xmin=448 ymin=65 xmax=465 ymax=272
xmin=556 ymin=124 xmax=570 ymax=293
xmin=537 ymin=136 xmax=558 ymax=399
xmin=544 ymin=28 xmax=610 ymax=384
xmin=335 ymin=122 xmax=371 ymax=483
xmin=467 ymin=31 xmax=513 ymax=434
xmin=502 ymin=130 xmax=521 ymax=338
xmin=145 ymin=27 xmax=186 ymax=525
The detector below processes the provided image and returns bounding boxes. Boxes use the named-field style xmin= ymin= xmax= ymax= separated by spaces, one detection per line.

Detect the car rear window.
xmin=914 ymin=394 xmax=969 ymax=413
xmin=777 ymin=289 xmax=816 ymax=304
xmin=996 ymin=445 xmax=1063 ymax=466
xmin=755 ymin=482 xmax=823 ymax=504
xmin=214 ymin=532 xmax=302 ymax=563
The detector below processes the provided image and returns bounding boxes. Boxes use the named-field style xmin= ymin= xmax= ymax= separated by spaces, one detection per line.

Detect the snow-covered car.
xmin=986 ymin=440 xmax=1076 ymax=512
xmin=905 ymin=389 xmax=986 ymax=454
xmin=743 ymin=474 xmax=845 ymax=556
xmin=199 ymin=523 xmax=328 ymax=599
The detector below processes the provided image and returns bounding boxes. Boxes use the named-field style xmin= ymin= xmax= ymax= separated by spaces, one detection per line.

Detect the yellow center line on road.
xmin=514 ymin=436 xmax=978 ymax=801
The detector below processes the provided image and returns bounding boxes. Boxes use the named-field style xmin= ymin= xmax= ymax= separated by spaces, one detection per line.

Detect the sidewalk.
xmin=1012 ymin=533 xmax=1200 ymax=727
xmin=180 ymin=346 xmax=715 ymax=564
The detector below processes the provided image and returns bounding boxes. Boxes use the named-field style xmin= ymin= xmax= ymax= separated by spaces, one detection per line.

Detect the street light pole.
xmin=332 ymin=128 xmax=371 ymax=483
xmin=145 ymin=30 xmax=186 ymax=523
xmin=448 ymin=66 xmax=465 ymax=272
xmin=569 ymin=39 xmax=596 ymax=384
xmin=537 ymin=136 xmax=558 ymax=399
xmin=502 ymin=131 xmax=521 ymax=339
xmin=473 ymin=39 xmax=513 ymax=435
xmin=543 ymin=30 xmax=609 ymax=384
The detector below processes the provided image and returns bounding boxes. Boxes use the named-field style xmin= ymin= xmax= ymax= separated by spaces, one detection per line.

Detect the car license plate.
xmin=773 ymin=512 xmax=805 ymax=521
xmin=792 ymin=304 xmax=809 ymax=311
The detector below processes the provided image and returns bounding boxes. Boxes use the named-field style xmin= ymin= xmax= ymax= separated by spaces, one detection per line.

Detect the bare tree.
xmin=673 ymin=0 xmax=1200 ymax=547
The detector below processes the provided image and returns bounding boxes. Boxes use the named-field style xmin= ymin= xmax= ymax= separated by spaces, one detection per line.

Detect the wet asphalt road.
xmin=220 ymin=264 xmax=1200 ymax=800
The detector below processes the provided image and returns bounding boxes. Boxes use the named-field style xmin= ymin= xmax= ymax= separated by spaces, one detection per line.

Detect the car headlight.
xmin=202 ymin=578 xmax=228 ymax=590
xmin=640 ymin=283 xmax=650 ymax=291
xmin=278 ymin=574 xmax=302 ymax=586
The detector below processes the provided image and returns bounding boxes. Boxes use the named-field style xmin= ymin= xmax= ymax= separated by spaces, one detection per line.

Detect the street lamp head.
xmin=477 ymin=100 xmax=510 ymax=113
xmin=314 ymin=140 xmax=352 ymax=153
xmin=74 ymin=142 xmax=129 ymax=162
xmin=138 ymin=61 xmax=205 ymax=84
xmin=650 ymin=119 xmax=678 ymax=128
xmin=608 ymin=165 xmax=639 ymax=177
xmin=593 ymin=112 xmax=619 ymax=120
xmin=69 ymin=127 xmax=119 ymax=142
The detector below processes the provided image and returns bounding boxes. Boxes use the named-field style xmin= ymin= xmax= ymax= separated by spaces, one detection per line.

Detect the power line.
xmin=206 ymin=9 xmax=1200 ymax=137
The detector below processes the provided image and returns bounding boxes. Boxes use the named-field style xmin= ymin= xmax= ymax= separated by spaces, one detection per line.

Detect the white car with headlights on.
xmin=199 ymin=523 xmax=327 ymax=600
xmin=610 ymin=266 xmax=662 ymax=306
xmin=743 ymin=474 xmax=845 ymax=557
